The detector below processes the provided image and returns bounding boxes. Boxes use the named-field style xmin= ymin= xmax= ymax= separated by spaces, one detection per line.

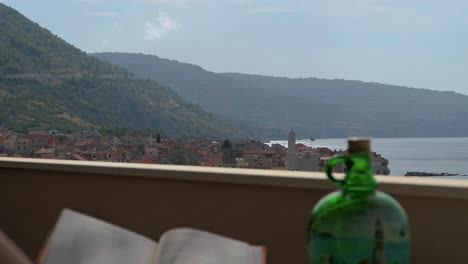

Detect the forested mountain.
xmin=0 ymin=3 xmax=244 ymax=138
xmin=94 ymin=52 xmax=468 ymax=139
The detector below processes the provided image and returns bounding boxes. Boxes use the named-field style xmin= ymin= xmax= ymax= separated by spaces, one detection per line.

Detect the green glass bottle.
xmin=307 ymin=138 xmax=410 ymax=264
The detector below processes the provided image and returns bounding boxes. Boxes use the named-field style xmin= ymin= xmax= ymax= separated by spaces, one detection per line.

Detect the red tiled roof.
xmin=315 ymin=147 xmax=334 ymax=156
xmin=243 ymin=149 xmax=276 ymax=154
xmin=184 ymin=143 xmax=198 ymax=149
xmin=93 ymin=151 xmax=124 ymax=161
xmin=138 ymin=156 xmax=160 ymax=164
xmin=74 ymin=140 xmax=94 ymax=146
xmin=66 ymin=146 xmax=75 ymax=152
xmin=110 ymin=151 xmax=124 ymax=161
xmin=146 ymin=148 xmax=158 ymax=152
xmin=203 ymin=154 xmax=222 ymax=164
xmin=36 ymin=148 xmax=54 ymax=154
xmin=0 ymin=132 xmax=11 ymax=140
xmin=72 ymin=154 xmax=86 ymax=161
xmin=34 ymin=135 xmax=58 ymax=145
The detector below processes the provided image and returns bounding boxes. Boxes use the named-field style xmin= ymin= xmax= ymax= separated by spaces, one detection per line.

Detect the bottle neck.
xmin=343 ymin=152 xmax=377 ymax=192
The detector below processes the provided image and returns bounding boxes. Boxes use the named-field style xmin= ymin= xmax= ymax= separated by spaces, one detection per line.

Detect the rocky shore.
xmin=404 ymin=172 xmax=468 ymax=177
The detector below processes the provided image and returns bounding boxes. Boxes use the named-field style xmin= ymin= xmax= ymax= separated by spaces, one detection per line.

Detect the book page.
xmin=0 ymin=230 xmax=32 ymax=264
xmin=156 ymin=228 xmax=258 ymax=264
xmin=39 ymin=209 xmax=157 ymax=264
xmin=250 ymin=246 xmax=266 ymax=264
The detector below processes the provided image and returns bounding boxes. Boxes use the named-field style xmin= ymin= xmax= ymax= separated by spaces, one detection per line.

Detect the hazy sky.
xmin=3 ymin=0 xmax=468 ymax=94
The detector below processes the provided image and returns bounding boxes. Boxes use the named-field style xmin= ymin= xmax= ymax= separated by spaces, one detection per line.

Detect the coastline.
xmin=269 ymin=137 xmax=468 ymax=177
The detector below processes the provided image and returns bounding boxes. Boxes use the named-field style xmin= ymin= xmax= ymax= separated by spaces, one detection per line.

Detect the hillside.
xmin=0 ymin=3 xmax=244 ymax=138
xmin=94 ymin=52 xmax=468 ymax=139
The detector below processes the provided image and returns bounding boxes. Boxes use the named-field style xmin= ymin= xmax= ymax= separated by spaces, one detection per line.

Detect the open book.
xmin=0 ymin=230 xmax=32 ymax=264
xmin=38 ymin=209 xmax=265 ymax=264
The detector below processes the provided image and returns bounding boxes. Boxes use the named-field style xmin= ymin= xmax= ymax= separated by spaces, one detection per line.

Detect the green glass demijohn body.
xmin=307 ymin=138 xmax=410 ymax=264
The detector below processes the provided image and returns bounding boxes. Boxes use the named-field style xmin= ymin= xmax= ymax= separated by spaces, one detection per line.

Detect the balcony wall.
xmin=1 ymin=157 xmax=468 ymax=263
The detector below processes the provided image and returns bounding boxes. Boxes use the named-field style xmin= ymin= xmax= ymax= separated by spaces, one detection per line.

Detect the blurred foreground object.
xmin=0 ymin=230 xmax=32 ymax=264
xmin=307 ymin=138 xmax=410 ymax=263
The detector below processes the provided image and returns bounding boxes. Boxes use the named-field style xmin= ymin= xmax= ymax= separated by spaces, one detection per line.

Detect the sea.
xmin=268 ymin=137 xmax=468 ymax=177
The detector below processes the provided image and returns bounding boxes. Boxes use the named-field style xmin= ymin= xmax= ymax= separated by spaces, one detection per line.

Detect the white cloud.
xmin=144 ymin=12 xmax=180 ymax=40
xmin=101 ymin=39 xmax=111 ymax=48
xmin=110 ymin=21 xmax=123 ymax=33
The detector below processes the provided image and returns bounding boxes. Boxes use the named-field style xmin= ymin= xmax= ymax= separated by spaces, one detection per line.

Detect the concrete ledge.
xmin=1 ymin=157 xmax=468 ymax=199
xmin=1 ymin=157 xmax=468 ymax=263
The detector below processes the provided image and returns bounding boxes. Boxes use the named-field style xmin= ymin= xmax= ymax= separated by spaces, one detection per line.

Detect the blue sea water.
xmin=269 ymin=138 xmax=468 ymax=177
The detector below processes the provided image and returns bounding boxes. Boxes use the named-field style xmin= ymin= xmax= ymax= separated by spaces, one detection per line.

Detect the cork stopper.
xmin=348 ymin=137 xmax=371 ymax=154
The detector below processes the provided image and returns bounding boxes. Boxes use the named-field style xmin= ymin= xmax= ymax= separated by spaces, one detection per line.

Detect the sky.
xmin=2 ymin=0 xmax=468 ymax=94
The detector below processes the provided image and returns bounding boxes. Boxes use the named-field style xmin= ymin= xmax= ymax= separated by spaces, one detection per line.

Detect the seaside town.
xmin=0 ymin=127 xmax=390 ymax=175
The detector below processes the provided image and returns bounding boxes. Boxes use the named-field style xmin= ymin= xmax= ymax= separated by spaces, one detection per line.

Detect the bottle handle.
xmin=325 ymin=156 xmax=351 ymax=187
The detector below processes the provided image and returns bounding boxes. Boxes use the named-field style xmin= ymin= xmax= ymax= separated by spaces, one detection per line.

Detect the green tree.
xmin=222 ymin=139 xmax=232 ymax=149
